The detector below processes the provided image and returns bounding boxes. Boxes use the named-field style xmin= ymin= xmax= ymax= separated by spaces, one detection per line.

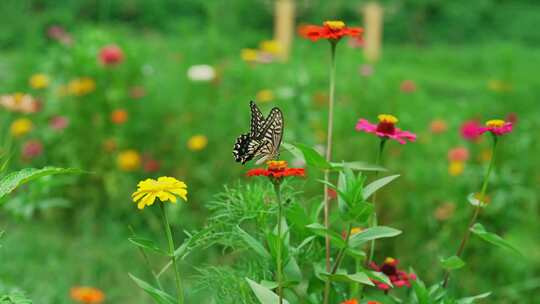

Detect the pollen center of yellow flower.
xmin=378 ymin=114 xmax=398 ymax=124
xmin=267 ymin=160 xmax=288 ymax=171
xmin=486 ymin=119 xmax=505 ymax=128
xmin=324 ymin=20 xmax=346 ymax=30
xmin=384 ymin=257 xmax=396 ymax=264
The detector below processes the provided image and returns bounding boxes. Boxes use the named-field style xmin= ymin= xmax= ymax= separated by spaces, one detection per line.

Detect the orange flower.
xmin=247 ymin=160 xmax=305 ymax=184
xmin=299 ymin=20 xmax=363 ymax=42
xmin=341 ymin=300 xmax=358 ymax=304
xmin=111 ymin=109 xmax=128 ymax=124
xmin=70 ymin=286 xmax=105 ymax=304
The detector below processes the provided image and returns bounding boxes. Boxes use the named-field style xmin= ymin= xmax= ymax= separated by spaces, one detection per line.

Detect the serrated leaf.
xmin=236 ymin=226 xmax=271 ymax=260
xmin=348 ymin=226 xmax=402 ymax=248
xmin=470 ymin=223 xmax=521 ymax=256
xmin=129 ymin=273 xmax=177 ymax=304
xmin=246 ymin=278 xmax=289 ymax=304
xmin=293 ymin=143 xmax=331 ymax=170
xmin=129 ymin=237 xmax=168 ymax=255
xmin=363 ymin=174 xmax=400 ymax=200
xmin=440 ymin=255 xmax=466 ymax=270
xmin=0 ymin=167 xmax=83 ymax=201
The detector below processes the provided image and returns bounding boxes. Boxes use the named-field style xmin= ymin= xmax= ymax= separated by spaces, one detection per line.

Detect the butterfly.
xmin=233 ymin=101 xmax=284 ymax=165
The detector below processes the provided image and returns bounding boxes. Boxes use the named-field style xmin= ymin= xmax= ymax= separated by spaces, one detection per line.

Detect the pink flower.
xmin=49 ymin=116 xmax=69 ymax=131
xmin=356 ymin=114 xmax=416 ymax=144
xmin=99 ymin=44 xmax=124 ymax=66
xmin=400 ymin=80 xmax=416 ymax=93
xmin=478 ymin=119 xmax=513 ymax=136
xmin=22 ymin=140 xmax=43 ymax=159
xmin=448 ymin=146 xmax=469 ymax=162
xmin=460 ymin=120 xmax=482 ymax=141
xmin=369 ymin=257 xmax=416 ymax=292
xmin=46 ymin=25 xmax=73 ymax=45
xmin=359 ymin=64 xmax=374 ymax=77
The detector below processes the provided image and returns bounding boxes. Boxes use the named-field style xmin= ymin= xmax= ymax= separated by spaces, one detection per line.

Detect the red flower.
xmin=299 ymin=21 xmax=363 ymax=43
xmin=448 ymin=146 xmax=469 ymax=162
xmin=341 ymin=299 xmax=358 ymax=304
xmin=478 ymin=119 xmax=513 ymax=136
xmin=22 ymin=140 xmax=43 ymax=159
xmin=247 ymin=160 xmax=305 ymax=184
xmin=369 ymin=257 xmax=416 ymax=291
xmin=400 ymin=80 xmax=417 ymax=93
xmin=99 ymin=44 xmax=124 ymax=66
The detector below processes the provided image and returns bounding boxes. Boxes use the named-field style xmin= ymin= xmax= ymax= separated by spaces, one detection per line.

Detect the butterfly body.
xmin=233 ymin=101 xmax=284 ymax=165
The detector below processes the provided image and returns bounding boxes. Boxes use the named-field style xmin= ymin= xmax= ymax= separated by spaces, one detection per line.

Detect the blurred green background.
xmin=0 ymin=0 xmax=539 ymax=303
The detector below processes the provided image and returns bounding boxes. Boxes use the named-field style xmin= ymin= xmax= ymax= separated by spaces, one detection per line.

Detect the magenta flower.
xmin=356 ymin=114 xmax=416 ymax=144
xmin=478 ymin=119 xmax=513 ymax=136
xmin=22 ymin=140 xmax=43 ymax=159
xmin=49 ymin=116 xmax=69 ymax=131
xmin=460 ymin=120 xmax=482 ymax=141
xmin=99 ymin=44 xmax=124 ymax=66
xmin=369 ymin=257 xmax=416 ymax=292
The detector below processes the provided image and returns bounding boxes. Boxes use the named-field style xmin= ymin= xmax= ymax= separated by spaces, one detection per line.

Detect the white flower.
xmin=187 ymin=65 xmax=216 ymax=82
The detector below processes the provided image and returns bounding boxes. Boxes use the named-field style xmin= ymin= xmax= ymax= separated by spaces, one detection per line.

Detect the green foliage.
xmin=440 ymin=256 xmax=466 ymax=271
xmin=128 ymin=273 xmax=176 ymax=304
xmin=470 ymin=223 xmax=522 ymax=256
xmin=246 ymin=278 xmax=290 ymax=304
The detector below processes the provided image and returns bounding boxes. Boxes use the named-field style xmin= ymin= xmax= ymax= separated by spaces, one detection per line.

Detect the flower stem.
xmin=128 ymin=225 xmax=163 ymax=290
xmin=274 ymin=183 xmax=284 ymax=304
xmin=442 ymin=136 xmax=498 ymax=288
xmin=159 ymin=203 xmax=184 ymax=304
xmin=323 ymin=40 xmax=337 ymax=304
xmin=367 ymin=139 xmax=387 ymax=264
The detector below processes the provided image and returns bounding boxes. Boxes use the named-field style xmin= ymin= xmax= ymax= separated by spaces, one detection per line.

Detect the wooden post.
xmin=274 ymin=0 xmax=295 ymax=61
xmin=363 ymin=2 xmax=383 ymax=63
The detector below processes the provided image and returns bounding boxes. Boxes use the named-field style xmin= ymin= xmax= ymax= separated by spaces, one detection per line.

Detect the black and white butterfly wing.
xmin=233 ymin=102 xmax=284 ymax=165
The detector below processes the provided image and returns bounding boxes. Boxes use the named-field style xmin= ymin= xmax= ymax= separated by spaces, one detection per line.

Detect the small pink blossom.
xmin=49 ymin=116 xmax=69 ymax=131
xmin=400 ymin=80 xmax=416 ymax=93
xmin=22 ymin=140 xmax=43 ymax=159
xmin=448 ymin=146 xmax=469 ymax=162
xmin=356 ymin=114 xmax=416 ymax=144
xmin=460 ymin=120 xmax=482 ymax=141
xmin=99 ymin=44 xmax=124 ymax=66
xmin=359 ymin=64 xmax=374 ymax=77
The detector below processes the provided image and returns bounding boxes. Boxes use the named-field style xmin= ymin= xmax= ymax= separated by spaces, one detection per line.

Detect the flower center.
xmin=376 ymin=114 xmax=398 ymax=134
xmin=267 ymin=160 xmax=288 ymax=171
xmin=381 ymin=257 xmax=397 ymax=275
xmin=324 ymin=20 xmax=345 ymax=30
xmin=486 ymin=119 xmax=505 ymax=128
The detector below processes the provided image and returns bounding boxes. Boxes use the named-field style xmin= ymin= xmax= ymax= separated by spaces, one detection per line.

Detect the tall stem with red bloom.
xmin=443 ymin=119 xmax=512 ymax=288
xmin=367 ymin=138 xmax=387 ymax=264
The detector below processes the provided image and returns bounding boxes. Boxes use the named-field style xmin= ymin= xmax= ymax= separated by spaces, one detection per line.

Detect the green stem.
xmin=442 ymin=136 xmax=498 ymax=288
xmin=331 ymin=223 xmax=353 ymax=274
xmin=274 ymin=183 xmax=284 ymax=304
xmin=367 ymin=139 xmax=387 ymax=264
xmin=323 ymin=40 xmax=337 ymax=304
xmin=159 ymin=203 xmax=184 ymax=304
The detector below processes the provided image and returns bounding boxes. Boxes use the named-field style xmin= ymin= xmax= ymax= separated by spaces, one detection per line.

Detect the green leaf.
xmin=330 ymin=161 xmax=387 ymax=172
xmin=281 ymin=142 xmax=304 ymax=161
xmin=470 ymin=223 xmax=521 ymax=256
xmin=0 ymin=167 xmax=83 ymax=201
xmin=236 ymin=226 xmax=271 ymax=260
xmin=348 ymin=226 xmax=402 ymax=248
xmin=467 ymin=193 xmax=487 ymax=208
xmin=293 ymin=143 xmax=331 ymax=170
xmin=365 ymin=271 xmax=392 ymax=287
xmin=457 ymin=292 xmax=491 ymax=304
xmin=128 ymin=237 xmax=168 ymax=255
xmin=306 ymin=223 xmax=346 ymax=248
xmin=246 ymin=278 xmax=289 ymax=304
xmin=284 ymin=257 xmax=302 ymax=283
xmin=128 ymin=273 xmax=177 ymax=304
xmin=440 ymin=255 xmax=466 ymax=270
xmin=319 ymin=272 xmax=374 ymax=286
xmin=411 ymin=277 xmax=430 ymax=304
xmin=363 ymin=174 xmax=400 ymax=200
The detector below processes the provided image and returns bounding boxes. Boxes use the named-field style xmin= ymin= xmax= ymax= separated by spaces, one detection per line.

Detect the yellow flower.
xmin=187 ymin=135 xmax=208 ymax=151
xmin=448 ymin=161 xmax=464 ymax=176
xmin=485 ymin=119 xmax=505 ymax=128
xmin=68 ymin=77 xmax=96 ymax=96
xmin=241 ymin=48 xmax=259 ymax=62
xmin=259 ymin=40 xmax=282 ymax=56
xmin=117 ymin=150 xmax=141 ymax=171
xmin=350 ymin=227 xmax=364 ymax=235
xmin=29 ymin=73 xmax=50 ymax=89
xmin=10 ymin=118 xmax=33 ymax=137
xmin=256 ymin=89 xmax=274 ymax=103
xmin=132 ymin=176 xmax=188 ymax=209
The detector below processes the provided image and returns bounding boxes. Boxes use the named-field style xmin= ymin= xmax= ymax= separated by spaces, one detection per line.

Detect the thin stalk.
xmin=274 ymin=183 xmax=284 ymax=304
xmin=367 ymin=139 xmax=387 ymax=264
xmin=323 ymin=223 xmax=352 ymax=304
xmin=159 ymin=203 xmax=184 ymax=304
xmin=442 ymin=136 xmax=498 ymax=288
xmin=323 ymin=40 xmax=337 ymax=304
